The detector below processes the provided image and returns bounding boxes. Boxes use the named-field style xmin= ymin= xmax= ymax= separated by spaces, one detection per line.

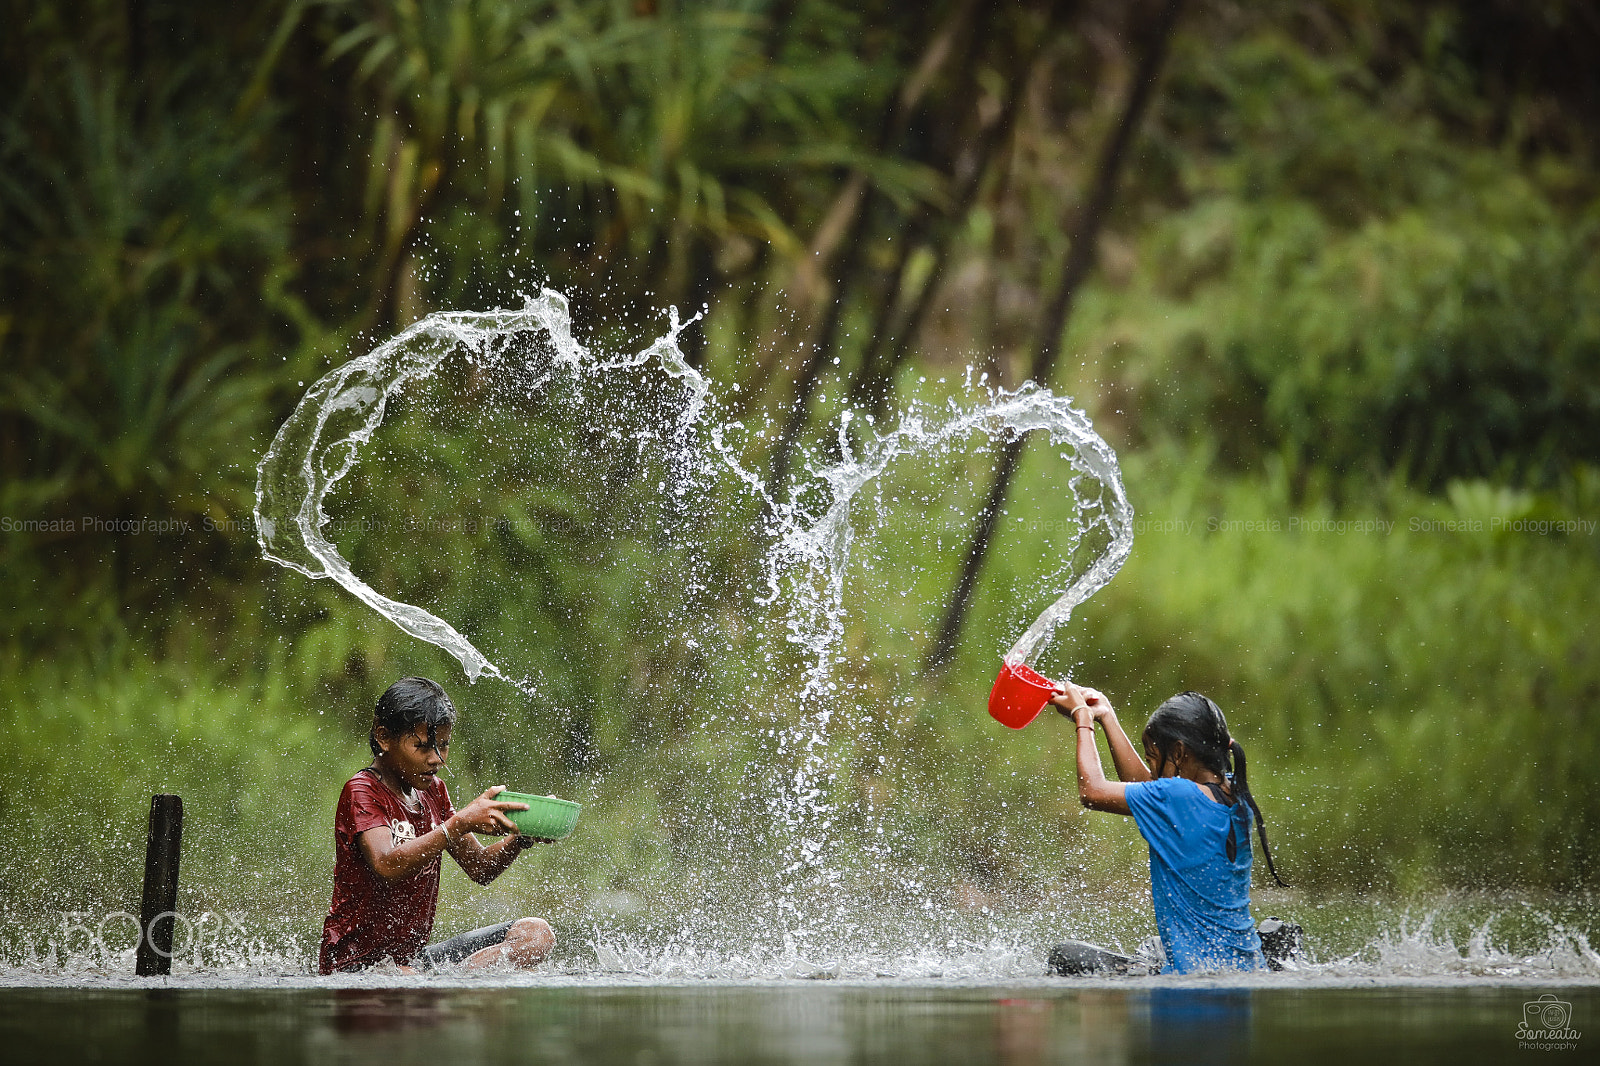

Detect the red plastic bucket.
xmin=987 ymin=660 xmax=1062 ymax=729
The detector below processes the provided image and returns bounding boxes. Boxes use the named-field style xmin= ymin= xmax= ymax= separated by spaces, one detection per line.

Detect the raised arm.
xmin=1076 ymin=687 xmax=1153 ymax=784
xmin=1050 ymin=684 xmax=1134 ymax=816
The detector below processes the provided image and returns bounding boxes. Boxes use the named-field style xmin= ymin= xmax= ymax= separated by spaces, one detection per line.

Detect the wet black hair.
xmin=370 ymin=676 xmax=457 ymax=757
xmin=1143 ymin=691 xmax=1287 ymax=886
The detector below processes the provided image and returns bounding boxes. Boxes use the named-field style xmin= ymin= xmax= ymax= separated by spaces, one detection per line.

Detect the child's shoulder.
xmin=339 ymin=768 xmax=387 ymax=802
xmin=1127 ymin=776 xmax=1205 ymax=806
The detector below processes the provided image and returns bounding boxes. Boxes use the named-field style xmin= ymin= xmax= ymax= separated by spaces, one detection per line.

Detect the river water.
xmin=3 ymin=980 xmax=1594 ymax=1064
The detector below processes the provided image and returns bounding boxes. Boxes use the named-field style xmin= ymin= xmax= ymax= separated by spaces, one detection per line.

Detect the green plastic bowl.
xmin=497 ymin=790 xmax=581 ymax=840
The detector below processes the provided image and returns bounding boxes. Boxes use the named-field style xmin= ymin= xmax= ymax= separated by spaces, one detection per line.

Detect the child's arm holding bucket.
xmin=1051 ymin=686 xmax=1133 ymax=815
xmin=1074 ymin=686 xmax=1153 ymax=785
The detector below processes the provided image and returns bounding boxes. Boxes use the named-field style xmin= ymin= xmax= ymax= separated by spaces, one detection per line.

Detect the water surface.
xmin=5 ymin=981 xmax=1594 ymax=1064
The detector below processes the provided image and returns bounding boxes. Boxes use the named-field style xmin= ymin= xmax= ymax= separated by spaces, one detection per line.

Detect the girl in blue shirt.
xmin=1048 ymin=684 xmax=1287 ymax=974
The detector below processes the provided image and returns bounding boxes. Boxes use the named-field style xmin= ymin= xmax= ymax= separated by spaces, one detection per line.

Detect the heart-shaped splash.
xmin=254 ymin=290 xmax=1132 ymax=687
xmin=743 ymin=388 xmax=1134 ymax=683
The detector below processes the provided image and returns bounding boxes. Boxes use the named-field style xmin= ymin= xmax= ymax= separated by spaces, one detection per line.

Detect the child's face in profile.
xmin=378 ymin=722 xmax=452 ymax=791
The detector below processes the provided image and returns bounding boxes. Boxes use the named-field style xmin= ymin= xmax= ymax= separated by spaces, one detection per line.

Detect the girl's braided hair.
xmin=1143 ymin=691 xmax=1287 ymax=886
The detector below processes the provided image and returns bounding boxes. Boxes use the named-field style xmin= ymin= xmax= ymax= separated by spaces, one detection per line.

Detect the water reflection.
xmin=995 ymin=997 xmax=1051 ymax=1063
xmin=2 ymin=984 xmax=1594 ymax=1064
xmin=141 ymin=989 xmax=181 ymax=1052
xmin=333 ymin=988 xmax=454 ymax=1034
xmin=1146 ymin=989 xmax=1252 ymax=1061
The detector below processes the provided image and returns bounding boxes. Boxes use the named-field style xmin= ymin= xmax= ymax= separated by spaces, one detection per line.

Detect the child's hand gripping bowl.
xmin=444 ymin=787 xmax=581 ymax=843
xmin=448 ymin=785 xmax=535 ymax=837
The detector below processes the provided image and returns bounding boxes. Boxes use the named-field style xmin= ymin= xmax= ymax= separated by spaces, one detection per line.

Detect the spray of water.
xmin=6 ymin=290 xmax=1595 ymax=982
xmin=252 ymin=292 xmax=1135 ymax=949
xmin=253 ymin=290 xmax=706 ymax=687
xmin=255 ymin=291 xmax=1130 ymax=690
xmin=703 ymin=381 xmax=1135 ymax=926
xmin=742 ymin=383 xmax=1132 ymax=671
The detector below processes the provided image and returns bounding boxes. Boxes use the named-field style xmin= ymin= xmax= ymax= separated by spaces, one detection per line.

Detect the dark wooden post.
xmin=136 ymin=794 xmax=183 ymax=976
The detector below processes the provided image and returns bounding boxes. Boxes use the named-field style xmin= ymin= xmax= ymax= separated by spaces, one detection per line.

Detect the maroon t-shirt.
xmin=319 ymin=767 xmax=456 ymax=974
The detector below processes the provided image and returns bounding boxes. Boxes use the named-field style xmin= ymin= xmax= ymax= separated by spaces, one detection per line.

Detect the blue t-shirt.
xmin=1124 ymin=776 xmax=1266 ymax=974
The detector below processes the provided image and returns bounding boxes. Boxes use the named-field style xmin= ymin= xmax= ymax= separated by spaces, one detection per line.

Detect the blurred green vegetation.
xmin=5 ymin=444 xmax=1598 ymax=961
xmin=1063 ymin=24 xmax=1600 ymax=486
xmin=3 ymin=0 xmax=1600 ymax=957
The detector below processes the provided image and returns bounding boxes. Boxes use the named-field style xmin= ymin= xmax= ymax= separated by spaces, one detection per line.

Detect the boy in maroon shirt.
xmin=319 ymin=677 xmax=557 ymax=974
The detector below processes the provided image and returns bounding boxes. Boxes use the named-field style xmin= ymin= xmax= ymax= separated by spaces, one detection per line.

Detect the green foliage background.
xmin=2 ymin=0 xmax=1598 ymax=962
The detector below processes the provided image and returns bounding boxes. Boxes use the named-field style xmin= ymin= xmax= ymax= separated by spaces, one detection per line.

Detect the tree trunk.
xmin=924 ymin=0 xmax=1184 ymax=672
xmin=766 ymin=0 xmax=980 ymax=495
xmin=844 ymin=4 xmax=1064 ymax=424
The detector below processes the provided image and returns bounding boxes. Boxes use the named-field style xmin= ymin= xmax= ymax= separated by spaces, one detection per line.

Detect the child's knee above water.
xmin=318 ymin=676 xmax=558 ymax=975
xmin=1048 ymin=684 xmax=1286 ymax=974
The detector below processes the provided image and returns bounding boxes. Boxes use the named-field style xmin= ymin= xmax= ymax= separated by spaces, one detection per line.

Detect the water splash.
xmin=255 ymin=290 xmax=1130 ymax=687
xmin=248 ymin=287 xmax=1138 ymax=966
xmin=715 ymin=382 xmax=1134 ymax=913
xmin=744 ymin=382 xmax=1133 ymax=673
xmin=7 ymin=899 xmax=1597 ymax=983
xmin=253 ymin=290 xmax=706 ymax=685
